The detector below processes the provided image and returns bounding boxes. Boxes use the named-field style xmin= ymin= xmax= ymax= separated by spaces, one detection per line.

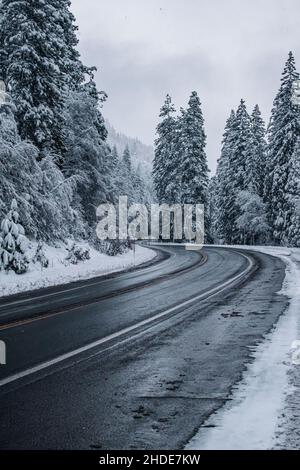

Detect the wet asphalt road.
xmin=0 ymin=246 xmax=288 ymax=449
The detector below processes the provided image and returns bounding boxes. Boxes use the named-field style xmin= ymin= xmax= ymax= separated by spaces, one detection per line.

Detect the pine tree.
xmin=214 ymin=101 xmax=253 ymax=244
xmin=119 ymin=145 xmax=137 ymax=203
xmin=0 ymin=96 xmax=19 ymax=144
xmin=63 ymin=90 xmax=111 ymax=226
xmin=0 ymin=95 xmax=82 ymax=241
xmin=0 ymin=1 xmax=110 ymax=242
xmin=0 ymin=98 xmax=39 ymax=231
xmin=286 ymin=137 xmax=300 ymax=246
xmin=232 ymin=104 xmax=269 ymax=245
xmin=215 ymin=110 xmax=236 ymax=243
xmin=32 ymin=241 xmax=49 ymax=268
xmin=152 ymin=94 xmax=177 ymax=203
xmin=82 ymin=71 xmax=108 ymax=142
xmin=236 ymin=190 xmax=271 ymax=245
xmin=245 ymin=105 xmax=267 ymax=197
xmin=36 ymin=154 xmax=85 ymax=240
xmin=227 ymin=100 xmax=252 ymax=243
xmin=207 ymin=175 xmax=218 ymax=243
xmin=51 ymin=0 xmax=86 ymax=90
xmin=107 ymin=145 xmax=121 ymax=204
xmin=179 ymin=91 xmax=209 ymax=205
xmin=122 ymin=145 xmax=132 ymax=173
xmin=230 ymin=100 xmax=252 ymax=191
xmin=111 ymin=145 xmax=119 ymax=167
xmin=0 ymin=0 xmax=67 ymax=156
xmin=162 ymin=109 xmax=184 ymax=204
xmin=133 ymin=165 xmax=146 ymax=203
xmin=265 ymin=52 xmax=300 ymax=244
xmin=0 ymin=199 xmax=29 ymax=274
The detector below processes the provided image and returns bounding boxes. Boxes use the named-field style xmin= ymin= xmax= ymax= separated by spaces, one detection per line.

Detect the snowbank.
xmin=186 ymin=245 xmax=300 ymax=450
xmin=0 ymin=242 xmax=156 ymax=299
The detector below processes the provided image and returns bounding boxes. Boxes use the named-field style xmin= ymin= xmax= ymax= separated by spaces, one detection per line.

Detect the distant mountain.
xmin=105 ymin=121 xmax=154 ymax=178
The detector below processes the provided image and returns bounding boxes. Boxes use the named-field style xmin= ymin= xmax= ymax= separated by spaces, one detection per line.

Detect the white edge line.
xmin=0 ymin=251 xmax=254 ymax=388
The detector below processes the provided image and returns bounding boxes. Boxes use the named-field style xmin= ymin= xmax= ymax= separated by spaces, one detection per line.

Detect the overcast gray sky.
xmin=71 ymin=0 xmax=300 ymax=173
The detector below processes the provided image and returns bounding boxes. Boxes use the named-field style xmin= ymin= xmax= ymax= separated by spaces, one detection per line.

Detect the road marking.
xmin=0 ymin=250 xmax=254 ymax=388
xmin=0 ymin=249 xmax=161 ymax=310
xmin=0 ymin=251 xmax=202 ymax=331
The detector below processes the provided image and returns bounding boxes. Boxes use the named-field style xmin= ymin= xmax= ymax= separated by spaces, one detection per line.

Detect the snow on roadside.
xmin=0 ymin=242 xmax=156 ymax=299
xmin=186 ymin=245 xmax=300 ymax=450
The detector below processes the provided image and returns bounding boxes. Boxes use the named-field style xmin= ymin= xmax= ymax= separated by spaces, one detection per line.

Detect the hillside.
xmin=105 ymin=120 xmax=154 ymax=177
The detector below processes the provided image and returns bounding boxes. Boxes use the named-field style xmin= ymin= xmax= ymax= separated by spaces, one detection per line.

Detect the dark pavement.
xmin=0 ymin=246 xmax=288 ymax=449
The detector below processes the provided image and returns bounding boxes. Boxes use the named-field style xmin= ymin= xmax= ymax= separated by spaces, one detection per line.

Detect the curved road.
xmin=0 ymin=245 xmax=288 ymax=449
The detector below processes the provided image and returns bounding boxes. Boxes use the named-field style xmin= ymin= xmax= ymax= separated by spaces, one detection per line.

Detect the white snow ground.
xmin=0 ymin=242 xmax=156 ymax=298
xmin=186 ymin=245 xmax=300 ymax=450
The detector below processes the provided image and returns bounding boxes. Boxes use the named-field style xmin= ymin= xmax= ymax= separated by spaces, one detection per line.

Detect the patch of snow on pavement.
xmin=0 ymin=242 xmax=156 ymax=298
xmin=186 ymin=246 xmax=300 ymax=450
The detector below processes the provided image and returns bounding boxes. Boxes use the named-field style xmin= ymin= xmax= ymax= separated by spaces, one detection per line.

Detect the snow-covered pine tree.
xmin=82 ymin=71 xmax=108 ymax=142
xmin=245 ymin=105 xmax=267 ymax=197
xmin=214 ymin=110 xmax=236 ymax=243
xmin=0 ymin=97 xmax=38 ymax=231
xmin=207 ymin=175 xmax=218 ymax=243
xmin=132 ymin=166 xmax=147 ymax=204
xmin=137 ymin=162 xmax=154 ymax=204
xmin=0 ymin=0 xmax=67 ymax=157
xmin=65 ymin=241 xmax=90 ymax=265
xmin=32 ymin=242 xmax=49 ymax=268
xmin=51 ymin=0 xmax=86 ymax=90
xmin=172 ymin=92 xmax=210 ymax=240
xmin=231 ymin=100 xmax=252 ymax=190
xmin=121 ymin=144 xmax=146 ymax=201
xmin=179 ymin=91 xmax=209 ymax=206
xmin=107 ymin=144 xmax=147 ymax=208
xmin=107 ymin=145 xmax=121 ymax=204
xmin=0 ymin=199 xmax=29 ymax=274
xmin=119 ymin=145 xmax=138 ymax=203
xmin=227 ymin=99 xmax=252 ymax=243
xmin=236 ymin=190 xmax=271 ymax=245
xmin=286 ymin=137 xmax=300 ymax=246
xmin=111 ymin=145 xmax=119 ymax=166
xmin=162 ymin=109 xmax=184 ymax=204
xmin=152 ymin=94 xmax=177 ymax=204
xmin=265 ymin=52 xmax=300 ymax=245
xmin=228 ymin=103 xmax=270 ymax=245
xmin=36 ymin=154 xmax=85 ymax=240
xmin=63 ymin=90 xmax=111 ymax=226
xmin=0 ymin=94 xmax=81 ymax=241
xmin=122 ymin=145 xmax=132 ymax=173
xmin=0 ymin=93 xmax=19 ymax=144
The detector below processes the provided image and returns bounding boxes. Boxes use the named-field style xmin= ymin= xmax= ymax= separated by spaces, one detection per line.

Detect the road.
xmin=0 ymin=245 xmax=288 ymax=450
